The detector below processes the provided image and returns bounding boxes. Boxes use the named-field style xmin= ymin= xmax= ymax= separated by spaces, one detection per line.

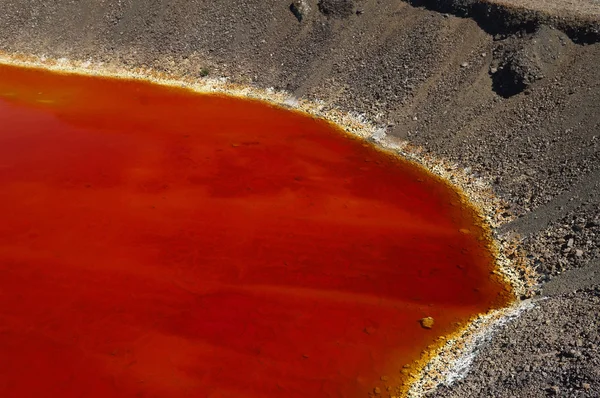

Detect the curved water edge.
xmin=0 ymin=51 xmax=537 ymax=397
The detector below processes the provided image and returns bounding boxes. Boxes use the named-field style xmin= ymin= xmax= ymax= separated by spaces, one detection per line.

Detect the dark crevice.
xmin=491 ymin=61 xmax=527 ymax=97
xmin=403 ymin=0 xmax=599 ymax=44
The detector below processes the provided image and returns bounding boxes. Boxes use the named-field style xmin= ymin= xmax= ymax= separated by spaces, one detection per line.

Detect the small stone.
xmin=420 ymin=317 xmax=434 ymax=329
xmin=575 ymin=249 xmax=584 ymax=257
xmin=490 ymin=67 xmax=498 ymax=74
xmin=481 ymin=52 xmax=487 ymax=57
xmin=461 ymin=62 xmax=469 ymax=68
xmin=548 ymin=386 xmax=560 ymax=395
xmin=582 ymin=383 xmax=591 ymax=390
xmin=567 ymin=238 xmax=574 ymax=247
xmin=373 ymin=387 xmax=381 ymax=395
xmin=380 ymin=375 xmax=389 ymax=381
xmin=290 ymin=0 xmax=311 ymax=22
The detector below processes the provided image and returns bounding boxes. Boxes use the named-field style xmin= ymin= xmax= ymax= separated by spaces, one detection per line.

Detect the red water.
xmin=0 ymin=64 xmax=511 ymax=398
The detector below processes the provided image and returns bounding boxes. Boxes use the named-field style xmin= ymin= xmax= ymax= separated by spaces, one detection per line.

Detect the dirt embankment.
xmin=0 ymin=0 xmax=599 ymax=396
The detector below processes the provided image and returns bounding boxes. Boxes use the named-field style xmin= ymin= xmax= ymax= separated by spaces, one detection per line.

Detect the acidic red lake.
xmin=0 ymin=64 xmax=512 ymax=398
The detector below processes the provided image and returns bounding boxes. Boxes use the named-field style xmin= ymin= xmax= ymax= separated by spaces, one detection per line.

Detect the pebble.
xmin=420 ymin=317 xmax=435 ymax=329
xmin=290 ymin=0 xmax=311 ymax=22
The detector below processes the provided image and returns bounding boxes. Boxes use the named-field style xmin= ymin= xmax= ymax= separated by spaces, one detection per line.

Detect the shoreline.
xmin=0 ymin=52 xmax=537 ymax=397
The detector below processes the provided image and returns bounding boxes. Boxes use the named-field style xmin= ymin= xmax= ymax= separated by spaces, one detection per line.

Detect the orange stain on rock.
xmin=0 ymin=64 xmax=512 ymax=398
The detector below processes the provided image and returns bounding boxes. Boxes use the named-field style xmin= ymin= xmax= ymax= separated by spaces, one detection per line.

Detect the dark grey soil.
xmin=434 ymin=288 xmax=600 ymax=397
xmin=0 ymin=0 xmax=598 ymax=396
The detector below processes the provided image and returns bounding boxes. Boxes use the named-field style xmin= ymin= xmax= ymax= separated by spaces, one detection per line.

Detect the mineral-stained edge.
xmin=0 ymin=51 xmax=538 ymax=398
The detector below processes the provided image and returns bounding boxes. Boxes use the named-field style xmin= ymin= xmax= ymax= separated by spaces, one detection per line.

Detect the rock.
xmin=420 ymin=317 xmax=435 ymax=329
xmin=461 ymin=62 xmax=469 ymax=68
xmin=317 ymin=0 xmax=354 ymax=18
xmin=575 ymin=249 xmax=584 ymax=257
xmin=290 ymin=0 xmax=311 ymax=22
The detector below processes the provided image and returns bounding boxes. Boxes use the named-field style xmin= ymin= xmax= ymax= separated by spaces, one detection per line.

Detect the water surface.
xmin=0 ymin=64 xmax=512 ymax=397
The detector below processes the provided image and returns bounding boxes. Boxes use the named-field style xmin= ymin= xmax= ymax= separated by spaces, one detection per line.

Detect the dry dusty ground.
xmin=0 ymin=0 xmax=599 ymax=397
